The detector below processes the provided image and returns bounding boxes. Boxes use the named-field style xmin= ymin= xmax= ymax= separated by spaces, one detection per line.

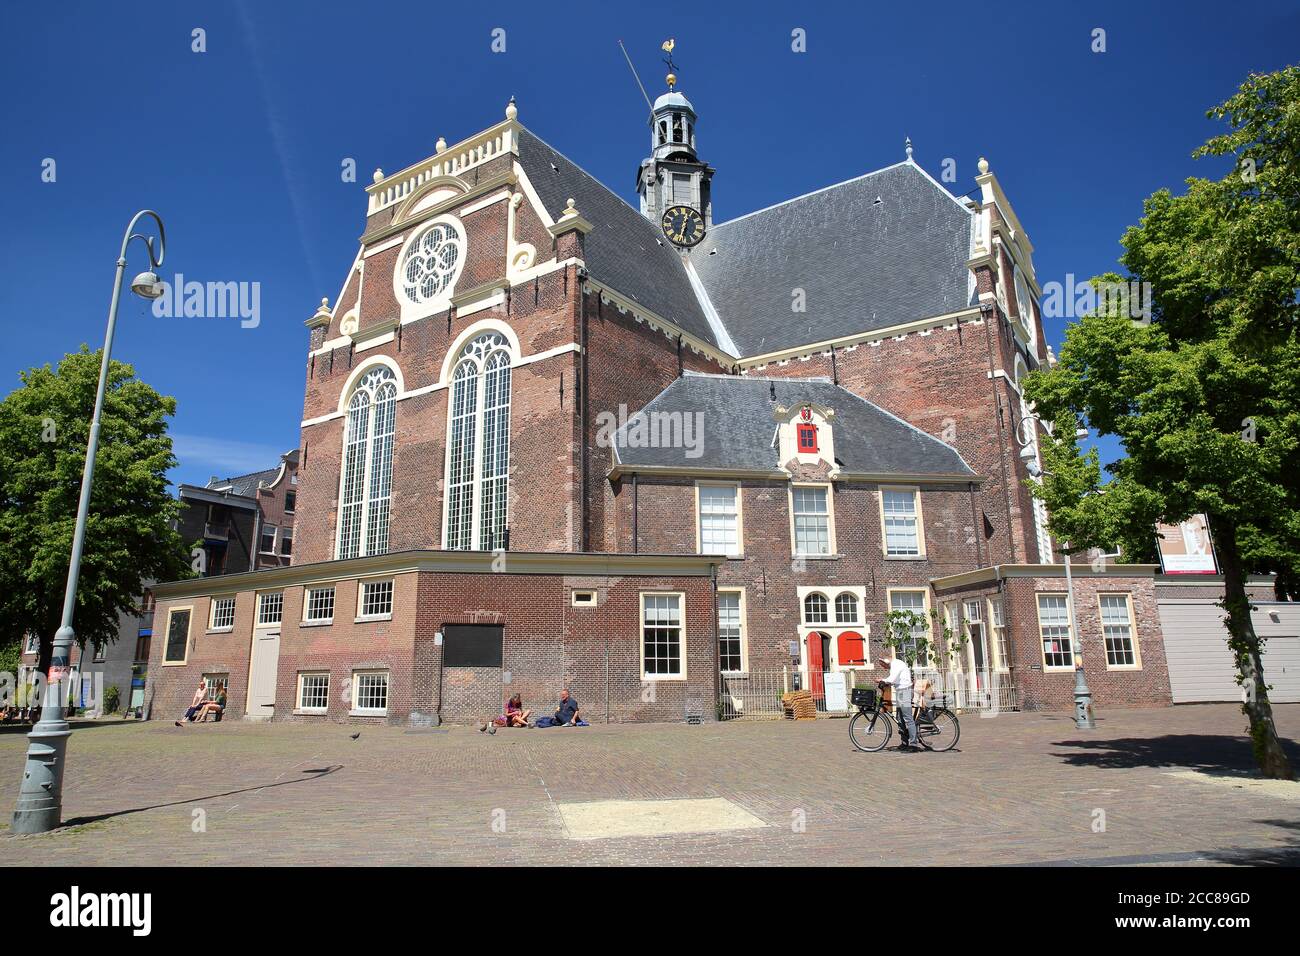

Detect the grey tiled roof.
xmin=689 ymin=161 xmax=976 ymax=357
xmin=516 ymin=129 xmax=725 ymax=351
xmin=205 ymin=450 xmax=296 ymax=497
xmin=612 ymin=373 xmax=975 ymax=477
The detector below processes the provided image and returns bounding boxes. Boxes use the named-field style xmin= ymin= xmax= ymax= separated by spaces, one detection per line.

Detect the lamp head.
xmin=130 ymin=271 xmax=164 ymax=300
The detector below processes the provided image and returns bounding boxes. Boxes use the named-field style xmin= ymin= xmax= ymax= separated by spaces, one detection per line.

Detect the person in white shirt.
xmin=876 ymin=655 xmax=919 ymax=750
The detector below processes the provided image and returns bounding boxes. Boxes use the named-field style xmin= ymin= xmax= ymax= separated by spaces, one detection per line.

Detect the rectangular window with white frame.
xmin=697 ymin=483 xmax=742 ymax=557
xmin=888 ymin=590 xmax=930 ymax=666
xmin=304 ymin=586 xmax=336 ymax=624
xmin=881 ymin=487 xmax=924 ymax=557
xmin=280 ymin=527 xmax=293 ymax=557
xmin=260 ymin=524 xmax=277 ymax=554
xmin=989 ymin=597 xmax=1010 ymax=671
xmin=358 ymin=579 xmax=394 ymax=620
xmin=1099 ymin=593 xmax=1140 ymax=669
xmin=352 ymin=670 xmax=389 ymax=714
xmin=717 ymin=590 xmax=746 ymax=673
xmin=1037 ymin=593 xmax=1074 ymax=670
xmin=257 ymin=591 xmax=283 ymax=626
xmin=641 ymin=592 xmax=685 ymax=679
xmin=297 ymin=672 xmax=329 ymax=713
xmin=209 ymin=596 xmax=235 ymax=631
xmin=791 ymin=484 xmax=833 ymax=556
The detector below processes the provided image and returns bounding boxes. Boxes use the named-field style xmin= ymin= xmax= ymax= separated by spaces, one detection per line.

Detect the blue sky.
xmin=2 ymin=0 xmax=1296 ymax=487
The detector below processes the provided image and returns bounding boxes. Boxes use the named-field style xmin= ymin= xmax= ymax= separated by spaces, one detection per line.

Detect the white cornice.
xmin=931 ymin=563 xmax=1161 ymax=591
xmin=736 ymin=307 xmax=983 ymax=369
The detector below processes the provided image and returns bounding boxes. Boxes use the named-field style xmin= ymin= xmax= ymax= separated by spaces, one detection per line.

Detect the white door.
xmin=247 ymin=629 xmax=281 ymax=720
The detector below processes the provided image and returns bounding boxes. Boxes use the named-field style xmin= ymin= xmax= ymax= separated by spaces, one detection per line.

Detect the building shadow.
xmin=32 ymin=765 xmax=346 ymax=831
xmin=1050 ymin=733 xmax=1300 ymax=773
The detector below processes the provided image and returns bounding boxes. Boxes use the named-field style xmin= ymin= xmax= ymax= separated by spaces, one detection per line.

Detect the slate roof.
xmin=516 ymin=129 xmax=728 ymax=351
xmin=205 ymin=450 xmax=297 ymax=497
xmin=689 ymin=161 xmax=976 ymax=357
xmin=612 ymin=373 xmax=975 ymax=477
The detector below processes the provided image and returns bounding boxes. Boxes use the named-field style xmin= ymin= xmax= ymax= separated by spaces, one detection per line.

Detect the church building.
xmin=147 ymin=66 xmax=1174 ymax=724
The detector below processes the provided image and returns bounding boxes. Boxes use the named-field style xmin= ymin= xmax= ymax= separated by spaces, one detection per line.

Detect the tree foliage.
xmin=1024 ymin=66 xmax=1300 ymax=778
xmin=0 ymin=347 xmax=192 ymax=672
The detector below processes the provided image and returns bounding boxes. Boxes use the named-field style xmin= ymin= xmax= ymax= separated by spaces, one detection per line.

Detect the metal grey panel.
xmin=1158 ymin=600 xmax=1300 ymax=703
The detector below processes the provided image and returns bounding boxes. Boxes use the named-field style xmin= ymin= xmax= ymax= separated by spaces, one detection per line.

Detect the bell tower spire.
xmin=637 ymin=39 xmax=714 ymax=235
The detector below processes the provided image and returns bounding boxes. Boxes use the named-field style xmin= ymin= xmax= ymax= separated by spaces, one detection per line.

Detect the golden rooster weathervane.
xmin=661 ymin=38 xmax=678 ymax=90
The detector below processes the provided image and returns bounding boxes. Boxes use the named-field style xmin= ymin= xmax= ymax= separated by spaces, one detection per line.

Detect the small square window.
xmin=305 ymin=586 xmax=335 ymax=623
xmin=353 ymin=671 xmax=389 ymax=713
xmin=297 ymin=672 xmax=329 ymax=712
xmin=257 ymin=592 xmax=283 ymax=626
xmin=210 ymin=597 xmax=235 ymax=630
xmin=571 ymin=589 xmax=597 ymax=607
xmin=359 ymin=580 xmax=394 ymax=619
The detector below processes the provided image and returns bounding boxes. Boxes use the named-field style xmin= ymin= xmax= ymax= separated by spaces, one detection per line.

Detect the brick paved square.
xmin=2 ymin=704 xmax=1298 ymax=866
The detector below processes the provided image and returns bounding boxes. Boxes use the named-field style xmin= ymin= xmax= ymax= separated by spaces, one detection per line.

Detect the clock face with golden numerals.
xmin=661 ymin=204 xmax=706 ymax=247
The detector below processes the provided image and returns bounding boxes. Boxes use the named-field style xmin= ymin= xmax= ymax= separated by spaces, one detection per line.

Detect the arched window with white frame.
xmin=445 ymin=332 xmax=512 ymax=550
xmin=337 ymin=366 xmax=397 ymax=560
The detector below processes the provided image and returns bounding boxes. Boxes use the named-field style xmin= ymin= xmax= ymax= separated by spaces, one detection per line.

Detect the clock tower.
xmin=637 ymin=43 xmax=714 ymax=243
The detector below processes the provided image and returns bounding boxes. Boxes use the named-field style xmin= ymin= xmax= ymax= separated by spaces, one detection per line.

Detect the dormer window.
xmin=797 ymin=423 xmax=818 ymax=453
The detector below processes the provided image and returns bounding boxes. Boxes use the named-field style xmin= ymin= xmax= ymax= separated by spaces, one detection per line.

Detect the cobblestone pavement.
xmin=2 ymin=704 xmax=1298 ymax=866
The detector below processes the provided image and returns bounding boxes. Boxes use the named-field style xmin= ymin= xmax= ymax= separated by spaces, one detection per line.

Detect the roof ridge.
xmin=705 ymin=159 xmax=913 ymax=231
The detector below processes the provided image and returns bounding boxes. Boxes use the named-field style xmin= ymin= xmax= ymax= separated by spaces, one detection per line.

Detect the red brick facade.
xmin=147 ymin=101 xmax=1176 ymax=723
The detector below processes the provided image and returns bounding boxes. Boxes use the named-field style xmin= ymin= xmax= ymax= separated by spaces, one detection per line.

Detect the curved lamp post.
xmin=12 ymin=210 xmax=167 ymax=834
xmin=1012 ymin=404 xmax=1096 ymax=730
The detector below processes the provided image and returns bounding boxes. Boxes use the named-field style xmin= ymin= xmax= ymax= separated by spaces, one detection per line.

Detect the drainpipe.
xmin=982 ymin=303 xmax=1017 ymax=562
xmin=711 ymin=563 xmax=720 ymax=721
xmin=578 ymin=272 xmax=589 ymax=552
xmin=632 ymin=473 xmax=639 ymax=553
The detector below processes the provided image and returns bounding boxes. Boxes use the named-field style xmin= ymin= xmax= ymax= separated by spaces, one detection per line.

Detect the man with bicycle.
xmin=876 ymin=655 xmax=920 ymax=752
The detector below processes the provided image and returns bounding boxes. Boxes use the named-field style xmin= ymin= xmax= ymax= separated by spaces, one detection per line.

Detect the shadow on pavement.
xmin=44 ymin=765 xmax=346 ymax=830
xmin=1050 ymin=733 xmax=1300 ymax=772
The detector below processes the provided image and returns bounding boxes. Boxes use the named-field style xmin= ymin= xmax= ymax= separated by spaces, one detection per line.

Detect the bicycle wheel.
xmin=849 ymin=709 xmax=893 ymax=752
xmin=917 ymin=709 xmax=960 ymax=752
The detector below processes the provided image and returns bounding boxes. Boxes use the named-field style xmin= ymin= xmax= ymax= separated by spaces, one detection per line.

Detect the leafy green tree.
xmin=1024 ymin=67 xmax=1300 ymax=779
xmin=0 ymin=347 xmax=191 ymax=677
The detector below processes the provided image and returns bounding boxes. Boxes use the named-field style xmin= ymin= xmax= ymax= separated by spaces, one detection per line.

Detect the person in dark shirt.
xmin=553 ymin=689 xmax=580 ymax=726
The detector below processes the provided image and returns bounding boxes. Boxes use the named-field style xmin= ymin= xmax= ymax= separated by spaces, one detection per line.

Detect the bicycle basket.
xmin=850 ymin=687 xmax=877 ymax=709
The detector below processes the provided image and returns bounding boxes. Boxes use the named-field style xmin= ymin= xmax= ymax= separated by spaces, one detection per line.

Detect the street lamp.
xmin=1012 ymin=403 xmax=1096 ymax=730
xmin=11 ymin=210 xmax=166 ymax=834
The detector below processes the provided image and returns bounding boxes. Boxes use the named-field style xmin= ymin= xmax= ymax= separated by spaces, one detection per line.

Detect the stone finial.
xmin=562 ymin=198 xmax=579 ymax=218
xmin=506 ymin=96 xmax=518 ymax=121
xmin=307 ymin=296 xmax=333 ymax=329
xmin=977 ymin=157 xmax=990 ymax=175
xmin=372 ymin=168 xmax=384 ymax=184
xmin=435 ymin=136 xmax=447 ymax=154
xmin=905 ymin=136 xmax=913 ymax=160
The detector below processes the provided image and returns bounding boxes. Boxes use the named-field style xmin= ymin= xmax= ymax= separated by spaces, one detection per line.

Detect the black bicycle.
xmin=848 ymin=683 xmax=960 ymax=753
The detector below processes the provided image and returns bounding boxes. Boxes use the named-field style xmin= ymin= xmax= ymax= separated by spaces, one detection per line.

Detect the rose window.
xmin=401 ymin=223 xmax=463 ymax=304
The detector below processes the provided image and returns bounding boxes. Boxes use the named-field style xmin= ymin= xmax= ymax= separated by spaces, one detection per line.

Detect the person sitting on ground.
xmin=553 ymin=688 xmax=580 ymax=727
xmin=504 ymin=693 xmax=530 ymax=728
xmin=198 ymin=683 xmax=227 ymax=722
xmin=175 ymin=679 xmax=207 ymax=727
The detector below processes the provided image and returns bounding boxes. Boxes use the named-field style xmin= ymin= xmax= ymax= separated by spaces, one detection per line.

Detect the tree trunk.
xmin=1211 ymin=515 xmax=1294 ymax=779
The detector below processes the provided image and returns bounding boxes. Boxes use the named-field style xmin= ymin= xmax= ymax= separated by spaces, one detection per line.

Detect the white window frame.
xmin=640 ymin=592 xmax=687 ymax=681
xmin=24 ymin=634 xmax=38 ymax=654
xmin=879 ymin=486 xmax=926 ymax=559
xmin=1099 ymin=592 xmax=1142 ymax=670
xmin=260 ymin=523 xmax=278 ymax=555
xmin=303 ymin=585 xmax=336 ymax=626
xmin=963 ymin=599 xmax=990 ymax=673
xmin=834 ymin=592 xmax=860 ymax=625
xmin=335 ymin=365 xmax=397 ymax=561
xmin=803 ymin=592 xmax=829 ymax=625
xmin=162 ymin=606 xmax=193 ymax=666
xmin=351 ymin=669 xmax=390 ymax=716
xmin=442 ymin=331 xmax=513 ymax=552
xmin=256 ymin=591 xmax=283 ymax=627
xmin=695 ymin=481 xmax=743 ymax=558
xmin=717 ymin=588 xmax=748 ymax=674
xmin=1036 ymin=593 xmax=1075 ymax=671
xmin=280 ymin=527 xmax=293 ymax=557
xmin=356 ymin=578 xmax=395 ymax=622
xmin=988 ymin=597 xmax=1010 ymax=672
xmin=571 ymin=589 xmax=597 ymax=607
xmin=886 ymin=588 xmax=932 ymax=666
xmin=789 ymin=482 xmax=836 ymax=557
xmin=208 ymin=596 xmax=236 ymax=632
xmin=296 ymin=671 xmax=330 ymax=714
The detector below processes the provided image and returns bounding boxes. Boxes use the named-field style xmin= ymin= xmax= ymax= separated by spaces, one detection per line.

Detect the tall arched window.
xmin=445 ymin=332 xmax=512 ymax=550
xmin=337 ymin=366 xmax=397 ymax=560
